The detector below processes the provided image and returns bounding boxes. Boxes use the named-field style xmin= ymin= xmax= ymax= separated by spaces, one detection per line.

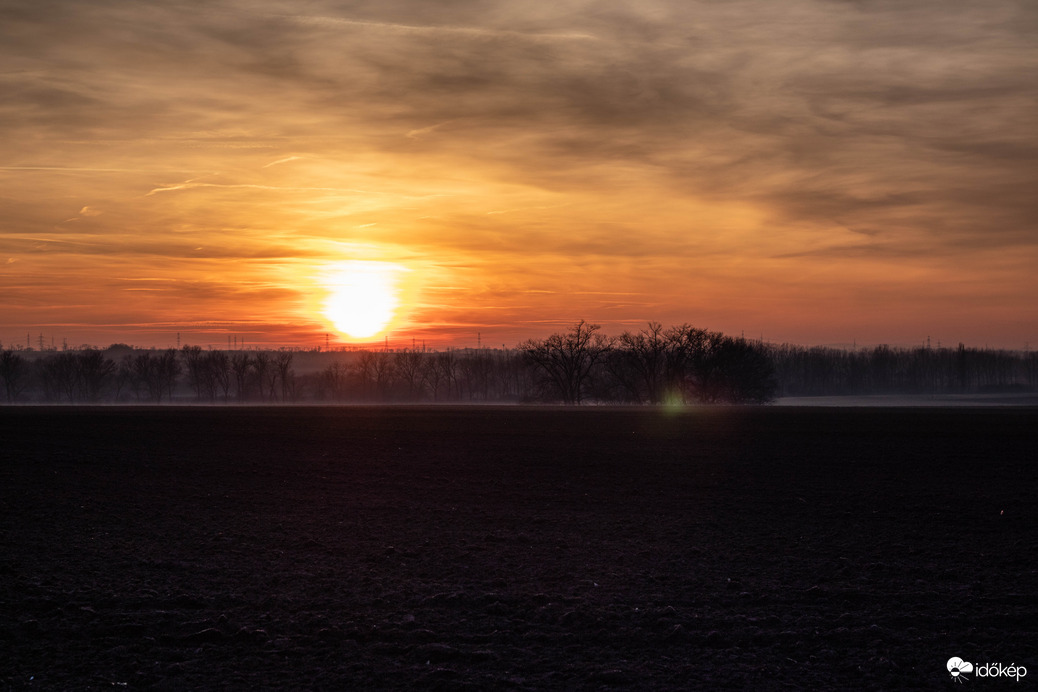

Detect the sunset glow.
xmin=322 ymin=261 xmax=405 ymax=339
xmin=2 ymin=1 xmax=1036 ymax=349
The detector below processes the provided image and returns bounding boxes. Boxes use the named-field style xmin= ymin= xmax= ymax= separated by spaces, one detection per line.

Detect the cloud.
xmin=144 ymin=181 xmax=351 ymax=196
xmin=262 ymin=155 xmax=304 ymax=167
xmin=1 ymin=0 xmax=1036 ymax=346
xmin=406 ymin=121 xmax=454 ymax=139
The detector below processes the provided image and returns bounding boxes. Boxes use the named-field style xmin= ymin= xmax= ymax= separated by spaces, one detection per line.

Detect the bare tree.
xmin=117 ymin=355 xmax=137 ymax=401
xmin=695 ymin=336 xmax=775 ymax=403
xmin=521 ymin=320 xmax=611 ymax=404
xmin=321 ymin=360 xmax=350 ymax=400
xmin=460 ymin=348 xmax=495 ymax=401
xmin=661 ymin=324 xmax=711 ymax=403
xmin=0 ymin=350 xmax=28 ymax=402
xmin=180 ymin=346 xmax=231 ymax=401
xmin=356 ymin=351 xmax=378 ymax=399
xmin=265 ymin=360 xmax=281 ymax=402
xmin=497 ymin=348 xmax=530 ymax=402
xmin=126 ymin=351 xmax=173 ymax=403
xmin=274 ymin=350 xmax=295 ymax=402
xmin=230 ymin=352 xmax=252 ymax=402
xmin=39 ymin=352 xmax=79 ymax=402
xmin=354 ymin=350 xmax=396 ymax=400
xmin=181 ymin=346 xmax=207 ymax=401
xmin=370 ymin=350 xmax=395 ymax=400
xmin=421 ymin=352 xmax=446 ymax=401
xmin=129 ymin=353 xmax=154 ymax=402
xmin=252 ymin=352 xmax=270 ymax=402
xmin=157 ymin=349 xmax=180 ymax=401
xmin=35 ymin=350 xmax=115 ymax=402
xmin=609 ymin=322 xmax=669 ymax=403
xmin=394 ymin=347 xmax=427 ymax=401
xmin=76 ymin=350 xmax=116 ymax=402
xmin=437 ymin=349 xmax=460 ymax=401
xmin=210 ymin=350 xmax=232 ymax=401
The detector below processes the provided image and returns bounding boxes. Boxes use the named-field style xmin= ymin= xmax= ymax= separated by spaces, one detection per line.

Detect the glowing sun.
xmin=323 ymin=261 xmax=404 ymax=338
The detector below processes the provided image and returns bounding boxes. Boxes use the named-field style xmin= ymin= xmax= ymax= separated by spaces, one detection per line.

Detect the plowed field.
xmin=2 ymin=406 xmax=1035 ymax=689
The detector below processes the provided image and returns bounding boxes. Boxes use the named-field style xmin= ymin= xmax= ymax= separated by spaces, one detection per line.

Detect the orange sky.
xmin=3 ymin=1 xmax=1037 ymax=350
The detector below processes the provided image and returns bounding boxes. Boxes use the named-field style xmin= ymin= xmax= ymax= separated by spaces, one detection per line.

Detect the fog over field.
xmin=2 ymin=322 xmax=1036 ymax=406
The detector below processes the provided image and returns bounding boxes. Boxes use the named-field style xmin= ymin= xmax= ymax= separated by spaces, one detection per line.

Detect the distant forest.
xmin=1 ymin=322 xmax=1036 ymax=404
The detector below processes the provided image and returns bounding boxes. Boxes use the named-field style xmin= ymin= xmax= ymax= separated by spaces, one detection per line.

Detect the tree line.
xmin=770 ymin=342 xmax=1038 ymax=397
xmin=1 ymin=323 xmax=1034 ymax=404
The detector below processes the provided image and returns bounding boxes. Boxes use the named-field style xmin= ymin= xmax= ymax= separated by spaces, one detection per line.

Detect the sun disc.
xmin=323 ymin=261 xmax=403 ymax=338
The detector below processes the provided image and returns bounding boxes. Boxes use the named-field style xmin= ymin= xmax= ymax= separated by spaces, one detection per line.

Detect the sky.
xmin=2 ymin=0 xmax=1037 ymax=350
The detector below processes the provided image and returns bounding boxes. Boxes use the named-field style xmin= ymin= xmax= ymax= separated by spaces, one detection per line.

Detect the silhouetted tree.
xmin=10 ymin=334 xmax=1030 ymax=405
xmin=127 ymin=353 xmax=151 ymax=402
xmin=274 ymin=350 xmax=295 ymax=402
xmin=0 ymin=350 xmax=28 ymax=402
xmin=264 ymin=361 xmax=281 ymax=401
xmin=496 ymin=348 xmax=529 ymax=402
xmin=394 ymin=348 xmax=426 ymax=401
xmin=39 ymin=352 xmax=79 ymax=402
xmin=767 ymin=342 xmax=1033 ymax=397
xmin=696 ymin=337 xmax=776 ymax=403
xmin=210 ymin=350 xmax=231 ymax=401
xmin=608 ymin=322 xmax=669 ymax=403
xmin=437 ymin=349 xmax=460 ymax=401
xmin=157 ymin=349 xmax=181 ymax=401
xmin=658 ymin=324 xmax=710 ymax=402
xmin=76 ymin=350 xmax=116 ymax=402
xmin=116 ymin=355 xmax=136 ymax=401
xmin=421 ymin=352 xmax=446 ymax=401
xmin=320 ymin=360 xmax=350 ymax=400
xmin=252 ymin=352 xmax=270 ymax=402
xmin=181 ymin=346 xmax=206 ymax=400
xmin=460 ymin=348 xmax=496 ymax=401
xmin=370 ymin=350 xmax=395 ymax=400
xmin=231 ymin=352 xmax=252 ymax=402
xmin=521 ymin=320 xmax=611 ymax=404
xmin=34 ymin=350 xmax=115 ymax=402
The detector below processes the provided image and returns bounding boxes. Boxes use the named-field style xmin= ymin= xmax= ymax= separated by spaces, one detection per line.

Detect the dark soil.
xmin=1 ymin=406 xmax=1035 ymax=690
